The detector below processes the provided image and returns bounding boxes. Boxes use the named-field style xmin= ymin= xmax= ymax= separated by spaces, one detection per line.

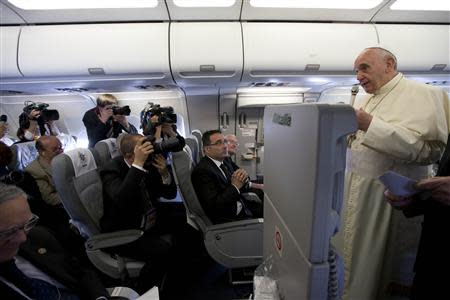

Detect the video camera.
xmin=112 ymin=105 xmax=131 ymax=116
xmin=23 ymin=101 xmax=59 ymax=122
xmin=141 ymin=103 xmax=177 ymax=126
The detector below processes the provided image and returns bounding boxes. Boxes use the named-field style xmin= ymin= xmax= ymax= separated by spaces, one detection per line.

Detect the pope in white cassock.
xmin=333 ymin=47 xmax=450 ymax=299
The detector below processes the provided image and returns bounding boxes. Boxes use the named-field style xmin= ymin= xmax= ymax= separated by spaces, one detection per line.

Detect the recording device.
xmin=23 ymin=101 xmax=59 ymax=122
xmin=0 ymin=170 xmax=25 ymax=185
xmin=112 ymin=105 xmax=131 ymax=116
xmin=141 ymin=102 xmax=177 ymax=127
xmin=0 ymin=115 xmax=7 ymax=122
xmin=145 ymin=135 xmax=182 ymax=155
xmin=350 ymin=84 xmax=359 ymax=107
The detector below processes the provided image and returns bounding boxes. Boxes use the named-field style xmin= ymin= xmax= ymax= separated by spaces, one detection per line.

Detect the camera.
xmin=150 ymin=104 xmax=177 ymax=125
xmin=23 ymin=101 xmax=59 ymax=122
xmin=140 ymin=103 xmax=177 ymax=128
xmin=112 ymin=105 xmax=131 ymax=116
xmin=0 ymin=170 xmax=25 ymax=185
xmin=145 ymin=135 xmax=182 ymax=155
xmin=0 ymin=115 xmax=7 ymax=122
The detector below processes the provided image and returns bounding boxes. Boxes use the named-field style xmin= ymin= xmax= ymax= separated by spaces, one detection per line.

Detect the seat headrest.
xmin=104 ymin=138 xmax=120 ymax=158
xmin=8 ymin=141 xmax=38 ymax=170
xmin=65 ymin=148 xmax=97 ymax=177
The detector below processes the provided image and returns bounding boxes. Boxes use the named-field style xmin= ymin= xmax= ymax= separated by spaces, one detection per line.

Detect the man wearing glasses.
xmin=191 ymin=130 xmax=262 ymax=224
xmin=0 ymin=183 xmax=109 ymax=299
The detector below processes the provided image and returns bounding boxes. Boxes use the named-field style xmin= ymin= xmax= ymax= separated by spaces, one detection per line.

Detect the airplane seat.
xmin=7 ymin=141 xmax=38 ymax=171
xmin=51 ymin=147 xmax=145 ymax=280
xmin=171 ymin=149 xmax=263 ymax=269
xmin=184 ymin=136 xmax=200 ymax=165
xmin=191 ymin=129 xmax=204 ymax=159
xmin=94 ymin=138 xmax=121 ymax=169
xmin=56 ymin=133 xmax=77 ymax=151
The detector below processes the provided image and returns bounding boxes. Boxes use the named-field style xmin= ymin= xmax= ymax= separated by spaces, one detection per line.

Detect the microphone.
xmin=350 ymin=84 xmax=359 ymax=107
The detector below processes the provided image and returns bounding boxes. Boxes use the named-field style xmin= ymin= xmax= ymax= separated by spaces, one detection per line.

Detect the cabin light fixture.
xmin=249 ymin=0 xmax=383 ymax=9
xmin=390 ymin=0 xmax=450 ymax=11
xmin=7 ymin=0 xmax=158 ymax=10
xmin=173 ymin=0 xmax=236 ymax=8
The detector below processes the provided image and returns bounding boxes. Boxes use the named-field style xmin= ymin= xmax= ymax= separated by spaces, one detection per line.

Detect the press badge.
xmin=141 ymin=208 xmax=158 ymax=231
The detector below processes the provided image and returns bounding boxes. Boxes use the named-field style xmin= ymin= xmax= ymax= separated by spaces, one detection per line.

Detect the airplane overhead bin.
xmin=170 ymin=22 xmax=243 ymax=87
xmin=241 ymin=23 xmax=378 ymax=85
xmin=375 ymin=24 xmax=450 ymax=73
xmin=0 ymin=27 xmax=22 ymax=78
xmin=18 ymin=23 xmax=171 ymax=79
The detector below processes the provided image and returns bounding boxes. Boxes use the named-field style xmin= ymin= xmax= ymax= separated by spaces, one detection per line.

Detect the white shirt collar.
xmin=206 ymin=155 xmax=224 ymax=168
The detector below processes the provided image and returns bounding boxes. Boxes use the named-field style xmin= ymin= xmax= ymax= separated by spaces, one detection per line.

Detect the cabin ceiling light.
xmin=7 ymin=0 xmax=158 ymax=10
xmin=173 ymin=0 xmax=236 ymax=7
xmin=249 ymin=0 xmax=383 ymax=9
xmin=238 ymin=86 xmax=310 ymax=94
xmin=390 ymin=0 xmax=450 ymax=11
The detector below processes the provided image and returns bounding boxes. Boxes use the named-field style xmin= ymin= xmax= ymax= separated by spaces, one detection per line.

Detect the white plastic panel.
xmin=263 ymin=103 xmax=357 ymax=299
xmin=241 ymin=0 xmax=390 ymax=22
xmin=18 ymin=23 xmax=170 ymax=78
xmin=2 ymin=0 xmax=169 ymax=23
xmin=372 ymin=2 xmax=450 ymax=24
xmin=376 ymin=24 xmax=450 ymax=72
xmin=166 ymin=0 xmax=242 ymax=20
xmin=0 ymin=26 xmax=22 ymax=78
xmin=0 ymin=2 xmax=25 ymax=24
xmin=242 ymin=23 xmax=378 ymax=82
xmin=170 ymin=22 xmax=243 ymax=87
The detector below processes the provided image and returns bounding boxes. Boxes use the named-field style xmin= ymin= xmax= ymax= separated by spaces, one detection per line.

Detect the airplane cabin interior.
xmin=0 ymin=0 xmax=449 ymax=299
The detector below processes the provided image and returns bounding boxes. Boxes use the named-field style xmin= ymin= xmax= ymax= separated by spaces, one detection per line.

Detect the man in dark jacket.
xmin=0 ymin=183 xmax=109 ymax=300
xmin=191 ymin=130 xmax=262 ymax=224
xmin=100 ymin=133 xmax=178 ymax=292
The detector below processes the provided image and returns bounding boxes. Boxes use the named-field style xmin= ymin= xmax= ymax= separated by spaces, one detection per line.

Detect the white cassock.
xmin=333 ymin=73 xmax=450 ymax=300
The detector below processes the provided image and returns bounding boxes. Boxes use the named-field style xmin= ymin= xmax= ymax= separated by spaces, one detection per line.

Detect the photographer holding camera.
xmin=82 ymin=94 xmax=137 ymax=148
xmin=140 ymin=103 xmax=185 ymax=155
xmin=17 ymin=102 xmax=60 ymax=143
xmin=100 ymin=133 xmax=179 ymax=293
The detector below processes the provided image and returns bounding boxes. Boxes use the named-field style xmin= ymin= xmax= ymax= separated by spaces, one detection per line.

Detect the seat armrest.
xmin=242 ymin=192 xmax=261 ymax=203
xmin=206 ymin=218 xmax=263 ymax=232
xmin=204 ymin=218 xmax=264 ymax=268
xmin=86 ymin=230 xmax=144 ymax=251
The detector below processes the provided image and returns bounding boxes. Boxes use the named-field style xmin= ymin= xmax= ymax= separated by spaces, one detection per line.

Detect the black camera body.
xmin=145 ymin=135 xmax=181 ymax=155
xmin=112 ymin=105 xmax=131 ymax=116
xmin=149 ymin=104 xmax=177 ymax=125
xmin=23 ymin=101 xmax=59 ymax=122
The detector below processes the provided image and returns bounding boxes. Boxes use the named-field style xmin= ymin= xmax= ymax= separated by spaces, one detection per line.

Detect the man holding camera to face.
xmin=100 ymin=133 xmax=178 ymax=293
xmin=140 ymin=102 xmax=185 ymax=155
xmin=17 ymin=102 xmax=60 ymax=143
xmin=83 ymin=94 xmax=137 ymax=148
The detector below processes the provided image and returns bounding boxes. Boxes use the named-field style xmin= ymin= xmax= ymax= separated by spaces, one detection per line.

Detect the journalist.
xmin=82 ymin=94 xmax=137 ymax=148
xmin=17 ymin=101 xmax=60 ymax=143
xmin=140 ymin=103 xmax=185 ymax=154
xmin=100 ymin=133 xmax=178 ymax=293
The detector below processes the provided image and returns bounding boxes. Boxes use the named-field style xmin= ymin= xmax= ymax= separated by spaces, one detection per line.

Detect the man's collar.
xmin=206 ymin=155 xmax=223 ymax=168
xmin=375 ymin=72 xmax=403 ymax=95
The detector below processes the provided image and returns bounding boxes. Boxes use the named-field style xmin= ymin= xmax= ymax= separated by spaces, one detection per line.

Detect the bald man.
xmin=333 ymin=47 xmax=449 ymax=299
xmin=25 ymin=136 xmax=64 ymax=206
